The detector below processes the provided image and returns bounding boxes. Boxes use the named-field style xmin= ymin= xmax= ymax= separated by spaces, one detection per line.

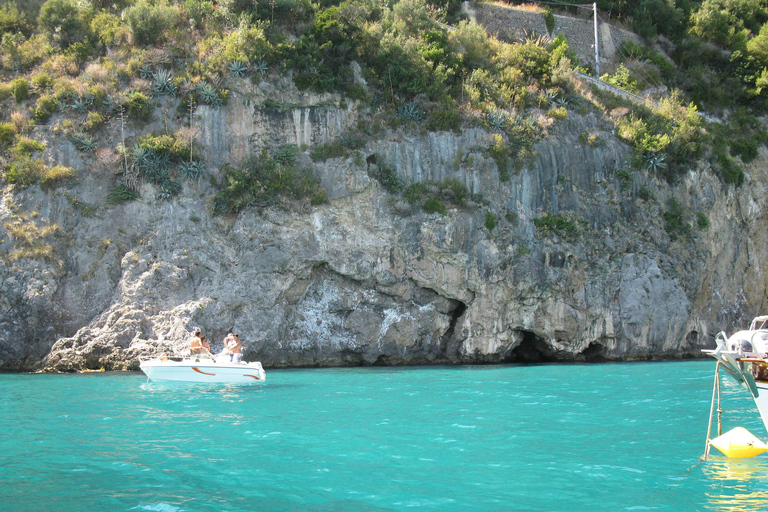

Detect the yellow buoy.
xmin=709 ymin=427 xmax=768 ymax=458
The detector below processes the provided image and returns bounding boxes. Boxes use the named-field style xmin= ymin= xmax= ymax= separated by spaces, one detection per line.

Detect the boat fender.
xmin=709 ymin=427 xmax=768 ymax=458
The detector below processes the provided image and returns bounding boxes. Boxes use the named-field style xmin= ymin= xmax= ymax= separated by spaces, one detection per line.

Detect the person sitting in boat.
xmin=227 ymin=333 xmax=243 ymax=363
xmin=190 ymin=329 xmax=211 ymax=359
xmin=221 ymin=333 xmax=235 ymax=356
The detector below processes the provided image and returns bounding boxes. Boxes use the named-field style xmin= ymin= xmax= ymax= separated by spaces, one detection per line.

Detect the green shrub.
xmin=185 ymin=0 xmax=218 ymax=30
xmin=10 ymin=77 xmax=29 ymax=102
xmin=0 ymin=122 xmax=15 ymax=147
xmin=638 ymin=187 xmax=655 ymax=201
xmin=84 ymin=112 xmax=105 ymax=132
xmin=41 ymin=165 xmax=76 ymax=189
xmin=33 ymin=94 xmax=58 ymax=123
xmin=404 ymin=182 xmax=430 ymax=205
xmin=601 ymin=64 xmax=638 ymax=93
xmin=730 ymin=137 xmax=759 ymax=162
xmin=426 ymin=104 xmax=462 ymax=132
xmin=310 ymin=189 xmax=329 ymax=205
xmin=31 ymin=73 xmax=53 ymax=92
xmin=124 ymin=0 xmax=179 ymax=47
xmin=211 ymin=150 xmax=326 ymax=214
xmin=4 ymin=157 xmax=45 ymax=188
xmin=441 ymin=178 xmax=468 ymax=207
xmin=533 ymin=213 xmax=578 ymax=240
xmin=696 ymin=212 xmax=710 ymax=229
xmin=311 ymin=140 xmax=347 ymax=162
xmin=37 ymin=0 xmax=88 ymax=49
xmin=90 ymin=11 xmax=123 ymax=48
xmin=12 ymin=137 xmax=45 ymax=157
xmin=369 ymin=161 xmax=403 ymax=194
xmin=546 ymin=106 xmax=568 ymax=120
xmin=126 ymin=91 xmax=152 ymax=121
xmin=106 ymin=184 xmax=141 ymax=205
xmin=487 ymin=133 xmax=510 ymax=180
xmin=484 ymin=210 xmax=497 ymax=232
xmin=663 ymin=198 xmax=690 ymax=239
xmin=0 ymin=1 xmax=31 ymax=37
xmin=543 ymin=10 xmax=555 ymax=35
xmin=423 ymin=196 xmax=447 ymax=216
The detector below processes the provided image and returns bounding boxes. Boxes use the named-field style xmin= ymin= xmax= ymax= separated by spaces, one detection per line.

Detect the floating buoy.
xmin=709 ymin=427 xmax=768 ymax=458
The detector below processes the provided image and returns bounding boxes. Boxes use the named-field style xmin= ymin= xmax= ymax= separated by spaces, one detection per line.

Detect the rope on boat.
xmin=702 ymin=361 xmax=722 ymax=461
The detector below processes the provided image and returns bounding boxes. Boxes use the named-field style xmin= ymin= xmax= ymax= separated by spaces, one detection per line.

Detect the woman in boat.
xmin=190 ymin=329 xmax=210 ymax=358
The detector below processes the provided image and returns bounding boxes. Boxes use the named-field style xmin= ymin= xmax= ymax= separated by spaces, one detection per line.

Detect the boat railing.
xmin=749 ymin=316 xmax=768 ymax=331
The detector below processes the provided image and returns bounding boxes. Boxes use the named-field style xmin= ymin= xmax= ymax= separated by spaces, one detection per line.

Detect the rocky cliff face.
xmin=1 ymin=75 xmax=765 ymax=371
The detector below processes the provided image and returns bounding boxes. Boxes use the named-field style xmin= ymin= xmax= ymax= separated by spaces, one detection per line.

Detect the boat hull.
xmin=140 ymin=358 xmax=266 ymax=384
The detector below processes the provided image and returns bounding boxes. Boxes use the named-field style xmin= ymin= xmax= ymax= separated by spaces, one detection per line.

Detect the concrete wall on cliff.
xmin=0 ymin=71 xmax=766 ymax=371
xmin=465 ymin=1 xmax=641 ymax=74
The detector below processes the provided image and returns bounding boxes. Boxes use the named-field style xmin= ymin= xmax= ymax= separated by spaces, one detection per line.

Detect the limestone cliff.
xmin=1 ymin=75 xmax=765 ymax=372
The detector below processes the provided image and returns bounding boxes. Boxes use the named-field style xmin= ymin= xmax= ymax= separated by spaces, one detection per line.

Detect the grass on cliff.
xmin=211 ymin=147 xmax=328 ymax=214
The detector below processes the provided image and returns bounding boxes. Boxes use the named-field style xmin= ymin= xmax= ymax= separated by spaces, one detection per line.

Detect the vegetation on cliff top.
xmin=0 ymin=0 xmax=765 ymax=216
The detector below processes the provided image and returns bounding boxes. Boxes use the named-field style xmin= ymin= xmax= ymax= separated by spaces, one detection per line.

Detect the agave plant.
xmin=131 ymin=144 xmax=153 ymax=168
xmin=514 ymin=114 xmax=537 ymax=131
xmin=156 ymin=180 xmax=182 ymax=201
xmin=131 ymin=144 xmax=171 ymax=184
xmin=151 ymin=69 xmax=176 ymax=96
xmin=228 ymin=60 xmax=249 ymax=78
xmin=196 ymin=82 xmax=223 ymax=106
xmin=138 ymin=64 xmax=154 ymax=79
xmin=254 ymin=59 xmax=268 ymax=80
xmin=545 ymin=89 xmax=570 ymax=107
xmin=144 ymin=162 xmax=170 ymax=184
xmin=486 ymin=110 xmax=509 ymax=131
xmin=397 ymin=102 xmax=425 ymax=123
xmin=180 ymin=160 xmax=205 ymax=181
xmin=643 ymin=152 xmax=667 ymax=172
xmin=522 ymin=31 xmax=550 ymax=48
xmin=69 ymin=131 xmax=96 ymax=153
xmin=70 ymin=97 xmax=88 ymax=113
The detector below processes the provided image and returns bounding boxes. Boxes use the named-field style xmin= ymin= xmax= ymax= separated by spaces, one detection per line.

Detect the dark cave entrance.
xmin=580 ymin=341 xmax=607 ymax=362
xmin=509 ymin=330 xmax=553 ymax=362
xmin=441 ymin=300 xmax=467 ymax=344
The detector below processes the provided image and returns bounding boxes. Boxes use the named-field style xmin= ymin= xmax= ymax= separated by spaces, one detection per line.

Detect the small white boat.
xmin=139 ymin=356 xmax=266 ymax=384
xmin=702 ymin=315 xmax=768 ymax=457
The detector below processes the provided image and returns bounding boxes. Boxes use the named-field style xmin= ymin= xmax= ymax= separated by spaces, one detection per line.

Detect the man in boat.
xmin=226 ymin=333 xmax=243 ymax=363
xmin=190 ymin=329 xmax=211 ymax=359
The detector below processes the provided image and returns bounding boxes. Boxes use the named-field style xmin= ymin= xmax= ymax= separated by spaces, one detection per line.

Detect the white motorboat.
xmin=702 ymin=315 xmax=768 ymax=457
xmin=139 ymin=355 xmax=266 ymax=384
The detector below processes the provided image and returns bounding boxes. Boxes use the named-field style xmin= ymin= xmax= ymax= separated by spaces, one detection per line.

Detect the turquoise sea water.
xmin=2 ymin=361 xmax=768 ymax=511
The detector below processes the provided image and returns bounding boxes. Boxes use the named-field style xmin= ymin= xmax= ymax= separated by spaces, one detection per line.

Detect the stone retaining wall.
xmin=465 ymin=1 xmax=642 ymax=74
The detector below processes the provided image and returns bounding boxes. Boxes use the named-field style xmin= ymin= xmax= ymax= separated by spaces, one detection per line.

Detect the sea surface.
xmin=2 ymin=360 xmax=768 ymax=511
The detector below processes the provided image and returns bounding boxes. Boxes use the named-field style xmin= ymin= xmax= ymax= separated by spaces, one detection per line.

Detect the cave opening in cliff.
xmin=580 ymin=341 xmax=606 ymax=362
xmin=510 ymin=330 xmax=552 ymax=363
xmin=441 ymin=300 xmax=467 ymax=343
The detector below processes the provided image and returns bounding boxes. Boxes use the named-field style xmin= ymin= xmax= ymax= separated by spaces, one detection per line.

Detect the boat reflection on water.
xmin=703 ymin=456 xmax=768 ymax=511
